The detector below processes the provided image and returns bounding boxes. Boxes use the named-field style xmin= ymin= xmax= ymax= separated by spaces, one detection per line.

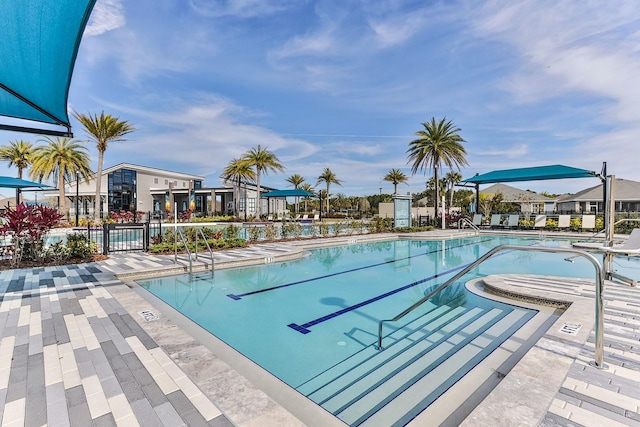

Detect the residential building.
xmin=556 ymin=178 xmax=640 ymax=213
xmin=480 ymin=183 xmax=555 ymax=214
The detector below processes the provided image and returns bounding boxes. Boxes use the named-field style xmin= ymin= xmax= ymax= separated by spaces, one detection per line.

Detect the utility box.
xmin=393 ymin=194 xmax=411 ymax=228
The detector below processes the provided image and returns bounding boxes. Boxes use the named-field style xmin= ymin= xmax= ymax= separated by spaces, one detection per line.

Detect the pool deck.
xmin=0 ymin=230 xmax=638 ymax=426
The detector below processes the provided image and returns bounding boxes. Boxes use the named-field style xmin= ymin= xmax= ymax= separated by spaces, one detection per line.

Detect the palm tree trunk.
xmin=94 ymin=150 xmax=104 ymax=222
xmin=434 ymin=166 xmax=439 ymax=218
xmin=255 ymin=167 xmax=262 ymax=217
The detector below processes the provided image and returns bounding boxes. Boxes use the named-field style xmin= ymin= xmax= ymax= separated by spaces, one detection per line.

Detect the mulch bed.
xmin=0 ymin=254 xmax=109 ymax=271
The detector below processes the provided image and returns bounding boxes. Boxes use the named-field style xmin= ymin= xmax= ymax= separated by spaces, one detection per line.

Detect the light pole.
xmin=75 ymin=172 xmax=79 ymax=226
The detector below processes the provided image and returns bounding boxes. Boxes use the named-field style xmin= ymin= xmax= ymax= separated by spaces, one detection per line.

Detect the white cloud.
xmin=85 ymin=0 xmax=125 ymax=36
xmin=188 ymin=0 xmax=297 ymax=18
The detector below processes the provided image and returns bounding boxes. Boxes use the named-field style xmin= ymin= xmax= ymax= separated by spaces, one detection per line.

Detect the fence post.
xmin=144 ymin=221 xmax=150 ymax=252
xmin=102 ymin=223 xmax=109 ymax=256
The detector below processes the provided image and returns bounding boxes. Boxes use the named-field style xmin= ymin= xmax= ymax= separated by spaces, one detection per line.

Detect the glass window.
xmin=248 ymin=198 xmax=255 ymax=212
xmin=194 ymin=180 xmax=202 ymax=189
xmin=164 ymin=179 xmax=168 ymax=185
xmin=154 ymin=178 xmax=158 ymax=184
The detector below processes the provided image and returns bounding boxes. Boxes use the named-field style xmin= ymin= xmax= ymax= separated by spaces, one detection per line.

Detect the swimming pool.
xmin=136 ymin=235 xmax=635 ymax=425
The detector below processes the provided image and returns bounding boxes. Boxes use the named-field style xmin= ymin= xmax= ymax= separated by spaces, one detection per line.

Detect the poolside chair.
xmin=313 ymin=214 xmax=320 ymax=222
xmin=534 ymin=215 xmax=547 ymax=229
xmin=472 ymin=214 xmax=483 ymax=227
xmin=557 ymin=215 xmax=571 ymax=230
xmin=267 ymin=214 xmax=273 ymax=221
xmin=601 ymin=229 xmax=640 ymax=255
xmin=302 ymin=214 xmax=308 ymax=220
xmin=506 ymin=214 xmax=519 ymax=229
xmin=489 ymin=214 xmax=502 ymax=229
xmin=581 ymin=215 xmax=596 ymax=231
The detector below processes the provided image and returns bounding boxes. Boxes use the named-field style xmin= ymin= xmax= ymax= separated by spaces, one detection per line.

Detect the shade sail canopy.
xmin=0 ymin=0 xmax=97 ymax=137
xmin=261 ymin=189 xmax=317 ymax=198
xmin=0 ymin=176 xmax=52 ymax=189
xmin=462 ymin=165 xmax=597 ymax=185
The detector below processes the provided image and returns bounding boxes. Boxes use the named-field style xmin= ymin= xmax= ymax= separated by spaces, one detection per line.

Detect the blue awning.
xmin=0 ymin=176 xmax=52 ymax=189
xmin=0 ymin=0 xmax=97 ymax=137
xmin=261 ymin=189 xmax=317 ymax=198
xmin=462 ymin=165 xmax=597 ymax=185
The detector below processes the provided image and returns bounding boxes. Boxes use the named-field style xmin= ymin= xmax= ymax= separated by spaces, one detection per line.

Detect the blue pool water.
xmin=136 ymin=235 xmax=639 ymax=425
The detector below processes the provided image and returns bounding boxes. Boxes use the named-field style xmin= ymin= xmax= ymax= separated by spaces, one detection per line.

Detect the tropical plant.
xmin=221 ymin=158 xmax=256 ymax=217
xmin=74 ymin=111 xmax=135 ymax=221
xmin=317 ymin=167 xmax=342 ymax=213
xmin=286 ymin=173 xmax=305 ymax=213
xmin=29 ymin=137 xmax=93 ymax=217
xmin=242 ymin=145 xmax=284 ymax=217
xmin=407 ymin=117 xmax=468 ymax=217
xmin=444 ymin=171 xmax=463 ymax=210
xmin=300 ymin=182 xmax=315 ymax=212
xmin=0 ymin=139 xmax=34 ymax=179
xmin=383 ymin=168 xmax=408 ymax=194
xmin=0 ymin=203 xmax=64 ymax=267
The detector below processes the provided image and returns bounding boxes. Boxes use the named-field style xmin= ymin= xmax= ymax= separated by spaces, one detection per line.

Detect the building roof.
xmin=102 ymin=163 xmax=205 ymax=181
xmin=480 ymin=183 xmax=555 ymax=203
xmin=558 ymin=178 xmax=640 ymax=202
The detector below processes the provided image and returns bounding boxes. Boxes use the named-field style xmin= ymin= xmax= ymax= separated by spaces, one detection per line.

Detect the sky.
xmin=2 ymin=0 xmax=640 ymax=200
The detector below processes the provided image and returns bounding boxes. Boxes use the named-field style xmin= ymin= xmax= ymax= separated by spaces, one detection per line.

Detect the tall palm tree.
xmin=29 ymin=137 xmax=92 ymax=217
xmin=383 ymin=168 xmax=408 ymax=194
xmin=445 ymin=171 xmax=463 ymax=210
xmin=286 ymin=173 xmax=305 ymax=213
xmin=221 ymin=158 xmax=256 ymax=216
xmin=407 ymin=117 xmax=467 ymax=217
xmin=0 ymin=139 xmax=34 ymax=179
xmin=74 ymin=111 xmax=135 ymax=221
xmin=317 ymin=167 xmax=342 ymax=213
xmin=242 ymin=145 xmax=284 ymax=217
xmin=300 ymin=182 xmax=315 ymax=212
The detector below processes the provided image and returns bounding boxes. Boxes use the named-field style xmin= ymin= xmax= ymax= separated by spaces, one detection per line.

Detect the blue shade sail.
xmin=462 ymin=165 xmax=597 ymax=185
xmin=0 ymin=0 xmax=97 ymax=136
xmin=261 ymin=189 xmax=317 ymax=198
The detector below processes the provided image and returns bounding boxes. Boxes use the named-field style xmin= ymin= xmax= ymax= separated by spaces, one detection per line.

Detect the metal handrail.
xmin=458 ymin=217 xmax=479 ymax=232
xmin=194 ymin=227 xmax=215 ymax=275
xmin=174 ymin=227 xmax=193 ymax=275
xmin=376 ymin=244 xmax=606 ymax=368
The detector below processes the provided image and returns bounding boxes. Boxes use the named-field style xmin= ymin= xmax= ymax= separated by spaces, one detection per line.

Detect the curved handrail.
xmin=195 ymin=227 xmax=215 ymax=276
xmin=174 ymin=227 xmax=193 ymax=275
xmin=376 ymin=244 xmax=606 ymax=368
xmin=458 ymin=217 xmax=479 ymax=232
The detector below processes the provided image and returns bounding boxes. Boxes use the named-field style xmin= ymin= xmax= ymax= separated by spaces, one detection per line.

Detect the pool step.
xmin=298 ymin=304 xmax=534 ymax=426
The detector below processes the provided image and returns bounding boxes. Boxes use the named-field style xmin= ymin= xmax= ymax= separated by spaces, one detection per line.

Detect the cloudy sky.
xmin=2 ymin=0 xmax=640 ymax=199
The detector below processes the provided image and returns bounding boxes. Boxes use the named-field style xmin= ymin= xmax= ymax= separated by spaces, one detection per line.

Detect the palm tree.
xmin=74 ymin=111 xmax=135 ymax=221
xmin=0 ymin=139 xmax=34 ymax=179
xmin=317 ymin=167 xmax=342 ymax=213
xmin=445 ymin=171 xmax=463 ymax=210
xmin=242 ymin=145 xmax=284 ymax=217
xmin=383 ymin=168 xmax=408 ymax=194
xmin=300 ymin=183 xmax=315 ymax=212
xmin=221 ymin=158 xmax=256 ymax=217
xmin=286 ymin=173 xmax=305 ymax=213
xmin=29 ymin=137 xmax=92 ymax=217
xmin=407 ymin=117 xmax=467 ymax=217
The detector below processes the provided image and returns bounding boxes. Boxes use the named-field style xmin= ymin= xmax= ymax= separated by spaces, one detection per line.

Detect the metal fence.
xmin=84 ymin=223 xmax=151 ymax=255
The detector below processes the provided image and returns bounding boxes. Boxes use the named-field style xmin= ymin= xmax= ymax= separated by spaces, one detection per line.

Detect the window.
xmin=194 ymin=180 xmax=202 ymax=189
xmin=183 ymin=181 xmax=186 ymax=187
xmin=174 ymin=180 xmax=178 ymax=185
xmin=154 ymin=178 xmax=158 ymax=184
xmin=248 ymin=198 xmax=255 ymax=212
xmin=164 ymin=179 xmax=168 ymax=185
xmin=108 ymin=168 xmax=137 ymax=212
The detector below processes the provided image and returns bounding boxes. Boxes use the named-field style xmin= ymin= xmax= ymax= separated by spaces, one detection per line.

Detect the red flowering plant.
xmin=0 ymin=203 xmax=63 ymax=268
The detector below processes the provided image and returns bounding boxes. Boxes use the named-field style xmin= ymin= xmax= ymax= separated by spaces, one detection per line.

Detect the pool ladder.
xmin=174 ymin=227 xmax=215 ymax=277
xmin=376 ymin=244 xmax=607 ymax=369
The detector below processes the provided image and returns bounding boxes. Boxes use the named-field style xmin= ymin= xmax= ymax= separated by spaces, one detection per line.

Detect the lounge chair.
xmin=267 ymin=214 xmax=273 ymax=221
xmin=557 ymin=215 xmax=571 ymax=229
xmin=534 ymin=215 xmax=546 ymax=228
xmin=472 ymin=214 xmax=483 ymax=227
xmin=313 ymin=214 xmax=320 ymax=222
xmin=506 ymin=214 xmax=519 ymax=229
xmin=302 ymin=214 xmax=308 ymax=220
xmin=489 ymin=214 xmax=502 ymax=229
xmin=601 ymin=228 xmax=640 ymax=255
xmin=581 ymin=215 xmax=596 ymax=231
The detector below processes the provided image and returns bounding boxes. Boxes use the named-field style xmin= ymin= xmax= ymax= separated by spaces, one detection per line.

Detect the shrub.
xmin=66 ymin=232 xmax=96 ymax=259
